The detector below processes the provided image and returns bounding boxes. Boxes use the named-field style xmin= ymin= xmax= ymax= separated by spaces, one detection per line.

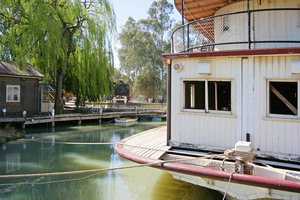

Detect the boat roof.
xmin=0 ymin=61 xmax=44 ymax=78
xmin=174 ymin=0 xmax=243 ymax=22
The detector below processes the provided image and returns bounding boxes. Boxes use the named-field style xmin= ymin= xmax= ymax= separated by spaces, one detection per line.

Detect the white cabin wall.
xmin=170 ymin=54 xmax=300 ymax=160
xmin=170 ymin=57 xmax=241 ymax=151
xmin=214 ymin=0 xmax=300 ymax=51
xmin=253 ymin=55 xmax=300 ymax=159
xmin=241 ymin=57 xmax=254 ymax=142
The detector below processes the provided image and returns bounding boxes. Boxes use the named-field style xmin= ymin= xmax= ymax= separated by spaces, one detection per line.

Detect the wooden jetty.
xmin=0 ymin=110 xmax=166 ymax=129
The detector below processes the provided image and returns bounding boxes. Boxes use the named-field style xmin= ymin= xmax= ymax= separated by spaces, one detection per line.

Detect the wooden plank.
xmin=123 ymin=126 xmax=168 ymax=159
xmin=0 ymin=118 xmax=25 ymax=122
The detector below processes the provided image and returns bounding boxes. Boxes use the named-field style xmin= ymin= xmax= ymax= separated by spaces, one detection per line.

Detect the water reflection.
xmin=0 ymin=122 xmax=222 ymax=199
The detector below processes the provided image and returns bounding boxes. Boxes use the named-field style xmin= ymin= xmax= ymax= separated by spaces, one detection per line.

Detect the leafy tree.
xmin=0 ymin=0 xmax=115 ymax=113
xmin=133 ymin=66 xmax=160 ymax=102
xmin=118 ymin=0 xmax=173 ymax=101
xmin=143 ymin=0 xmax=173 ymax=98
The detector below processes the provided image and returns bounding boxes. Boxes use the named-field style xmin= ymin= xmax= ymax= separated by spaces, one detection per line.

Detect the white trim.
xmin=262 ymin=117 xmax=300 ymax=123
xmin=6 ymin=85 xmax=20 ymax=103
xmin=182 ymin=109 xmax=206 ymax=113
xmin=205 ymin=80 xmax=209 ymax=112
xmin=178 ymin=111 xmax=236 ymax=118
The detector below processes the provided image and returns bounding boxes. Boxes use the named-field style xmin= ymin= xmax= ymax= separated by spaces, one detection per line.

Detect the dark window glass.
xmin=184 ymin=81 xmax=205 ymax=109
xmin=269 ymin=82 xmax=297 ymax=115
xmin=208 ymin=81 xmax=231 ymax=111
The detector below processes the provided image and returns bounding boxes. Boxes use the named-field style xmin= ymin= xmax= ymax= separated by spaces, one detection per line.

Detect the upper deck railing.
xmin=171 ymin=8 xmax=300 ymax=53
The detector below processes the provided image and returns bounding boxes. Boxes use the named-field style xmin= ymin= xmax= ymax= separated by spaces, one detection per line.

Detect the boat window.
xmin=6 ymin=85 xmax=20 ymax=102
xmin=184 ymin=80 xmax=231 ymax=112
xmin=208 ymin=81 xmax=231 ymax=111
xmin=222 ymin=16 xmax=229 ymax=31
xmin=184 ymin=81 xmax=205 ymax=109
xmin=269 ymin=81 xmax=297 ymax=115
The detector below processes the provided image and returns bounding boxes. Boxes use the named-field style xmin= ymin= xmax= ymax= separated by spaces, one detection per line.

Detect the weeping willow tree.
xmin=0 ymin=0 xmax=115 ymax=114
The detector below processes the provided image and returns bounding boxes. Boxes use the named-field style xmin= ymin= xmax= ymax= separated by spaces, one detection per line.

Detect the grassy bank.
xmin=0 ymin=125 xmax=24 ymax=145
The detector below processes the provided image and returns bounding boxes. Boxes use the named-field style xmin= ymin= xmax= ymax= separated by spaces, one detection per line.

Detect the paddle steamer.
xmin=116 ymin=0 xmax=300 ymax=199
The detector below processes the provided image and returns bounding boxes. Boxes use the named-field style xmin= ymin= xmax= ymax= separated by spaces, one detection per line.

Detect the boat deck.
xmin=121 ymin=126 xmax=170 ymax=159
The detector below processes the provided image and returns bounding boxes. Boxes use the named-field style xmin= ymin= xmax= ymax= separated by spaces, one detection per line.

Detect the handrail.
xmin=171 ymin=8 xmax=300 ymax=53
xmin=48 ymin=84 xmax=55 ymax=92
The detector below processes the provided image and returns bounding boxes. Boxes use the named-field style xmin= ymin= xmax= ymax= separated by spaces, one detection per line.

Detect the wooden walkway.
xmin=0 ymin=111 xmax=166 ymax=128
xmin=121 ymin=126 xmax=170 ymax=159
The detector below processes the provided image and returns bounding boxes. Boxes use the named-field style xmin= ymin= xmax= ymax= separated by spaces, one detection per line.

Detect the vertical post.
xmin=215 ymin=82 xmax=218 ymax=110
xmin=181 ymin=0 xmax=184 ymax=25
xmin=181 ymin=0 xmax=185 ymax=51
xmin=187 ymin=24 xmax=190 ymax=52
xmin=205 ymin=80 xmax=209 ymax=113
xmin=247 ymin=0 xmax=251 ymax=49
xmin=167 ymin=61 xmax=172 ymax=146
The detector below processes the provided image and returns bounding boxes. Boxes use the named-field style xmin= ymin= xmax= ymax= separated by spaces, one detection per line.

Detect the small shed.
xmin=0 ymin=61 xmax=44 ymax=116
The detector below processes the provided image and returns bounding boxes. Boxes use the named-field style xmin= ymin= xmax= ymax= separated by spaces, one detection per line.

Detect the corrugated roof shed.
xmin=0 ymin=61 xmax=44 ymax=78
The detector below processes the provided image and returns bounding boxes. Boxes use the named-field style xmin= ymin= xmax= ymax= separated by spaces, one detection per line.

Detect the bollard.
xmin=22 ymin=111 xmax=26 ymax=118
xmin=2 ymin=109 xmax=6 ymax=117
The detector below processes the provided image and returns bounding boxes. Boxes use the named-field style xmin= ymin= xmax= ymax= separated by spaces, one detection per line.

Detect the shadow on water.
xmin=152 ymin=173 xmax=224 ymax=200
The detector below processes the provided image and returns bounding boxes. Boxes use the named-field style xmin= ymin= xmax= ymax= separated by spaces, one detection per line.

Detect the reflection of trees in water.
xmin=0 ymin=123 xmax=167 ymax=199
xmin=152 ymin=173 xmax=224 ymax=200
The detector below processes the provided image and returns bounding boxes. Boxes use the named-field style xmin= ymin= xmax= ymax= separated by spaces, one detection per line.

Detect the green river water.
xmin=0 ymin=122 xmax=223 ymax=200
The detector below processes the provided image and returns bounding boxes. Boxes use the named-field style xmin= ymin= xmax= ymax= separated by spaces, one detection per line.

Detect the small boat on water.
xmin=114 ymin=118 xmax=138 ymax=123
xmin=117 ymin=0 xmax=300 ymax=199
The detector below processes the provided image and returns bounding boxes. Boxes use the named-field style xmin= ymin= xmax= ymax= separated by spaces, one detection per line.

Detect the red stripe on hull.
xmin=115 ymin=141 xmax=300 ymax=193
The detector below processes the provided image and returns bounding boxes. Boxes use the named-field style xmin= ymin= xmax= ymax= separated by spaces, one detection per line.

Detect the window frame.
xmin=182 ymin=79 xmax=232 ymax=115
xmin=6 ymin=85 xmax=20 ymax=103
xmin=267 ymin=79 xmax=300 ymax=119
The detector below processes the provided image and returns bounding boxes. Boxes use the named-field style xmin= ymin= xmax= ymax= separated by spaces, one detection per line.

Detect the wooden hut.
xmin=0 ymin=61 xmax=44 ymax=117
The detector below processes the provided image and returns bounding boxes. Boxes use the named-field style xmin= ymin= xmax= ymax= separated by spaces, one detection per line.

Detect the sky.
xmin=110 ymin=0 xmax=182 ymax=68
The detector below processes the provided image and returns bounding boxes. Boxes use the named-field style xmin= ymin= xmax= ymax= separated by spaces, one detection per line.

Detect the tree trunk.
xmin=54 ymin=73 xmax=64 ymax=114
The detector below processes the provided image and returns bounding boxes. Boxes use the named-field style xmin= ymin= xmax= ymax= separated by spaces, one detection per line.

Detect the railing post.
xmin=187 ymin=24 xmax=190 ymax=52
xmin=181 ymin=0 xmax=185 ymax=52
xmin=247 ymin=0 xmax=251 ymax=49
xmin=171 ymin=34 xmax=174 ymax=53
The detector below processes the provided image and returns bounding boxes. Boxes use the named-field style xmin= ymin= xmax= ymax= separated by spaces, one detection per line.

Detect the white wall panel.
xmin=170 ymin=57 xmax=239 ymax=150
xmin=253 ymin=55 xmax=300 ymax=159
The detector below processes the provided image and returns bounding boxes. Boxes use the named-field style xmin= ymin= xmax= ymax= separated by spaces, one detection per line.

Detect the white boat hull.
xmin=170 ymin=171 xmax=300 ymax=200
xmin=114 ymin=118 xmax=138 ymax=123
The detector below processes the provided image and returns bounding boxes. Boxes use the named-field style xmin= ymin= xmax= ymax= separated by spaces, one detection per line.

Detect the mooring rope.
xmin=20 ymin=139 xmax=117 ymax=145
xmin=21 ymin=139 xmax=223 ymax=158
xmin=0 ymin=172 xmax=103 ymax=187
xmin=0 ymin=154 xmax=223 ymax=180
xmin=222 ymin=172 xmax=234 ymax=200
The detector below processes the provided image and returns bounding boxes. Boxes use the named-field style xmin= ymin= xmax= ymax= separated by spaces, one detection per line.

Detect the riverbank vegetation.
xmin=0 ymin=124 xmax=24 ymax=145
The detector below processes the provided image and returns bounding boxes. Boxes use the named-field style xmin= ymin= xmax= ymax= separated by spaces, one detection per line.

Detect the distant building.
xmin=0 ymin=61 xmax=44 ymax=116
